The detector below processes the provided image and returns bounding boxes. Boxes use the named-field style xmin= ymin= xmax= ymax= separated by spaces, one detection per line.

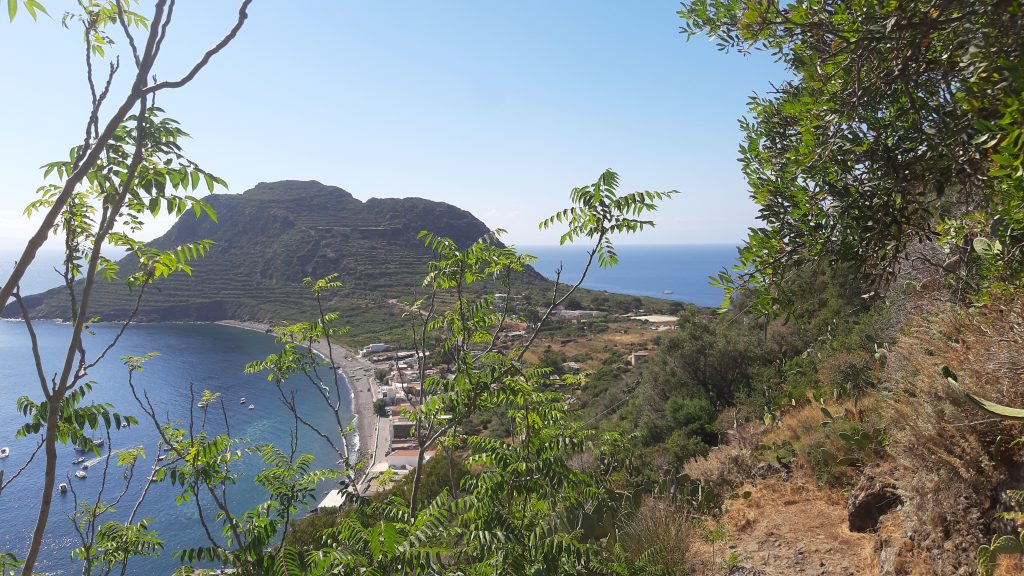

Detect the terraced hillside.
xmin=5 ymin=180 xmax=553 ymax=345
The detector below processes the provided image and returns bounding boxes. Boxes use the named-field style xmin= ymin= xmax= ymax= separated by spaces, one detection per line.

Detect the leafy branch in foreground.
xmin=683 ymin=0 xmax=1024 ymax=314
xmin=236 ymin=171 xmax=681 ymax=574
xmin=2 ymin=2 xmax=251 ymax=573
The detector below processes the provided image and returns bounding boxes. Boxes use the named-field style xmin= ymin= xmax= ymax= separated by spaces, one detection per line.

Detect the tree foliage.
xmin=682 ymin=0 xmax=1024 ymax=313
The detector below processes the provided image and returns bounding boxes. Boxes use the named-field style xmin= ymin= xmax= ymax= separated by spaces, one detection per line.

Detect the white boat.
xmin=663 ymin=290 xmax=674 ymax=294
xmin=72 ymin=457 xmax=85 ymax=465
xmin=248 ymin=404 xmax=255 ymax=410
xmin=74 ymin=471 xmax=87 ymax=479
xmin=157 ymin=455 xmax=166 ymax=461
xmin=0 ymin=447 xmax=9 ymax=459
xmin=240 ymin=397 xmax=247 ymax=404
xmin=57 ymin=483 xmax=68 ymax=494
xmin=197 ymin=401 xmax=207 ymax=408
xmin=81 ymin=463 xmax=91 ymax=470
xmin=93 ymin=438 xmax=105 ymax=448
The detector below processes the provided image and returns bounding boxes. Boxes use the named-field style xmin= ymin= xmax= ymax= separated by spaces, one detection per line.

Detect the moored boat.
xmin=74 ymin=471 xmax=87 ymax=479
xmin=0 ymin=447 xmax=9 ymax=459
xmin=58 ymin=483 xmax=68 ymax=494
xmin=248 ymin=404 xmax=255 ymax=410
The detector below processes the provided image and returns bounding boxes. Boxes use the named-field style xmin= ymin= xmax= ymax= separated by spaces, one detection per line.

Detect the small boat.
xmin=248 ymin=404 xmax=255 ymax=410
xmin=0 ymin=447 xmax=9 ymax=459
xmin=157 ymin=455 xmax=166 ymax=461
xmin=120 ymin=422 xmax=130 ymax=429
xmin=74 ymin=471 xmax=87 ymax=479
xmin=81 ymin=463 xmax=91 ymax=470
xmin=72 ymin=457 xmax=86 ymax=465
xmin=240 ymin=397 xmax=247 ymax=404
xmin=93 ymin=438 xmax=105 ymax=448
xmin=58 ymin=483 xmax=68 ymax=494
xmin=197 ymin=401 xmax=207 ymax=409
xmin=662 ymin=290 xmax=674 ymax=295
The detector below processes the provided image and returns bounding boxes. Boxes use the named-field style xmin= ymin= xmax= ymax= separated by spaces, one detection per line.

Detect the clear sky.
xmin=0 ymin=1 xmax=783 ymax=247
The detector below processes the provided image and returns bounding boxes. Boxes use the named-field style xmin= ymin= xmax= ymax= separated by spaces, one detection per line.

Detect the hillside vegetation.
xmin=4 ymin=0 xmax=1024 ymax=574
xmin=5 ymin=180 xmax=674 ymax=346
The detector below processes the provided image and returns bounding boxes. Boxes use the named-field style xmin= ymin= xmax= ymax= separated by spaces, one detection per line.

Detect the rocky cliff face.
xmin=6 ymin=180 xmax=547 ymax=324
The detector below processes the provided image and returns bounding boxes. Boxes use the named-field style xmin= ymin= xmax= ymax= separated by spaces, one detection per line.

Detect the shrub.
xmin=804 ymin=418 xmax=887 ymax=488
xmin=683 ymin=441 xmax=757 ymax=499
xmin=616 ymin=497 xmax=697 ymax=576
xmin=817 ymin=350 xmax=875 ymax=401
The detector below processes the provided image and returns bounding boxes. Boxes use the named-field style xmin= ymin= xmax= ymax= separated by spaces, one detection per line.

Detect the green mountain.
xmin=6 ymin=180 xmax=554 ymax=344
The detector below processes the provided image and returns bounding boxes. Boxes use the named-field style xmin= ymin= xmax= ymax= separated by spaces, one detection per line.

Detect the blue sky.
xmin=0 ymin=1 xmax=783 ymax=247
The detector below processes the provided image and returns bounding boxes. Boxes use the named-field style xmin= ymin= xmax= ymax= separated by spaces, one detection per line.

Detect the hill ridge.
xmin=4 ymin=180 xmax=549 ymax=344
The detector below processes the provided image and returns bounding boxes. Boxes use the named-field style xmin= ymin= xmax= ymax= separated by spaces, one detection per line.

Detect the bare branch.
xmin=115 ymin=0 xmax=141 ymax=67
xmin=14 ymin=291 xmax=52 ymax=398
xmin=144 ymin=0 xmax=252 ymax=94
xmin=0 ymin=439 xmax=45 ymax=494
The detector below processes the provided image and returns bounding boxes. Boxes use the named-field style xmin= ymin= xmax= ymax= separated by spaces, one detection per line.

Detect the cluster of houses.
xmin=354 ymin=319 xmax=542 ymax=495
xmin=315 ymin=301 xmax=674 ymax=509
xmin=316 ymin=346 xmax=431 ymax=509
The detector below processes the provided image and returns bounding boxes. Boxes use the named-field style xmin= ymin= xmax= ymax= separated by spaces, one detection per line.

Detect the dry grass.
xmin=618 ymin=497 xmax=698 ymax=575
xmin=763 ymin=402 xmax=831 ymax=447
xmin=688 ymin=477 xmax=876 ymax=575
xmin=762 ymin=399 xmax=883 ymax=488
xmin=523 ymin=317 xmax=659 ymax=368
xmin=683 ymin=444 xmax=756 ymax=498
xmin=684 ymin=424 xmax=759 ymax=498
xmin=882 ymin=292 xmax=1024 ymax=572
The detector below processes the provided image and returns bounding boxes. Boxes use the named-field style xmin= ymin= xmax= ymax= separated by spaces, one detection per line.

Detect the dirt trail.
xmin=698 ymin=477 xmax=876 ymax=576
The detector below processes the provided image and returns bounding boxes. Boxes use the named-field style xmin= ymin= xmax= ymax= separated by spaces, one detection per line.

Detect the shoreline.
xmin=215 ymin=320 xmax=381 ymax=473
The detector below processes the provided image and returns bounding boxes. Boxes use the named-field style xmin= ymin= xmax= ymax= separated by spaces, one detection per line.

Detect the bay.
xmin=521 ymin=244 xmax=738 ymax=308
xmin=0 ymin=243 xmax=735 ymax=574
xmin=0 ymin=320 xmax=353 ymax=575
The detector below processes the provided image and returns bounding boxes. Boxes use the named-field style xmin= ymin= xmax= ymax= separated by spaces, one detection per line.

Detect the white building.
xmin=358 ymin=343 xmax=390 ymax=357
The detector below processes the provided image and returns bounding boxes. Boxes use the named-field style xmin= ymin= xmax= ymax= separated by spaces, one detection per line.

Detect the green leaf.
xmin=990 ymin=535 xmax=1023 ymax=555
xmin=978 ymin=545 xmax=995 ymax=576
xmin=7 ymin=0 xmax=16 ymax=21
xmin=973 ymin=237 xmax=1002 ymax=257
xmin=24 ymin=0 xmax=48 ymax=19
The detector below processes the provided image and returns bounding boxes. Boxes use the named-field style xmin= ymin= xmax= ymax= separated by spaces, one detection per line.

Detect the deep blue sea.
xmin=1 ymin=249 xmax=354 ymax=575
xmin=522 ymin=244 xmax=737 ymax=308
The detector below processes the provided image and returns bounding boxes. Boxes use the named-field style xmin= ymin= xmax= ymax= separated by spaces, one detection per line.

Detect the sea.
xmin=522 ymin=244 xmax=737 ymax=308
xmin=0 ymin=244 xmax=735 ymax=574
xmin=0 ymin=251 xmax=353 ymax=575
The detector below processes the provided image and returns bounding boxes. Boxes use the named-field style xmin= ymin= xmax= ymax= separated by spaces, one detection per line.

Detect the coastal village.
xmin=315 ymin=305 xmax=680 ymax=510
